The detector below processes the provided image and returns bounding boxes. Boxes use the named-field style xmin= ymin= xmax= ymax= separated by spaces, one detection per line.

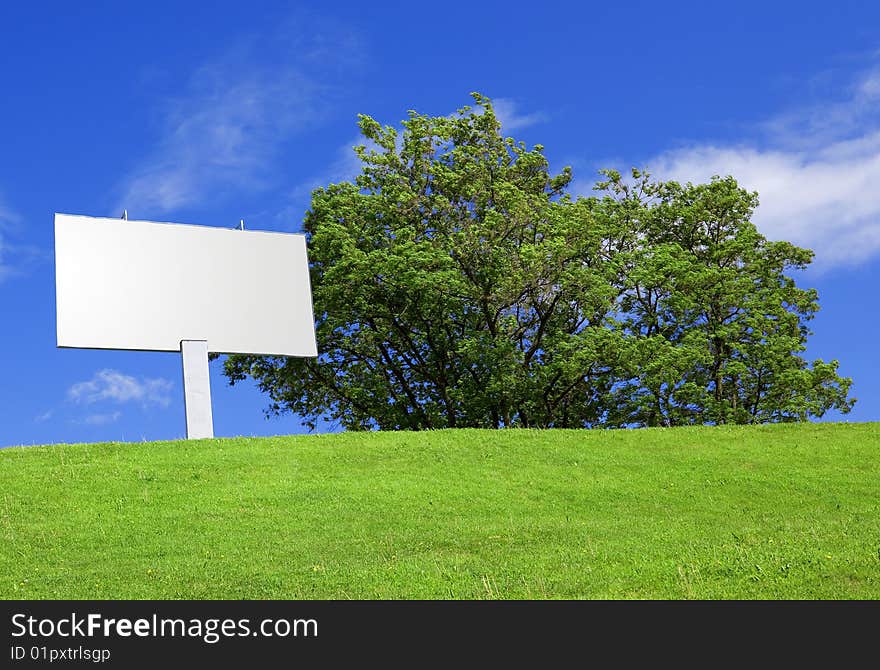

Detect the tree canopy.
xmin=223 ymin=93 xmax=855 ymax=430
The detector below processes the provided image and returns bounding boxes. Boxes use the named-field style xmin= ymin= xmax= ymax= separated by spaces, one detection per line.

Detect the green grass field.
xmin=1 ymin=423 xmax=878 ymax=599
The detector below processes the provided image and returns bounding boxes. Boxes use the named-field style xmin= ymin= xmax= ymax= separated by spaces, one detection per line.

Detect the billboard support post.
xmin=181 ymin=339 xmax=213 ymax=439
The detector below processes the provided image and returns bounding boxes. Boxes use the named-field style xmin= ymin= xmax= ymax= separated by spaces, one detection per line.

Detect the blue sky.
xmin=1 ymin=1 xmax=878 ymax=446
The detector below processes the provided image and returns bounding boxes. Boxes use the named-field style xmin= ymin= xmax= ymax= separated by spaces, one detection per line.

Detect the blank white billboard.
xmin=55 ymin=213 xmax=318 ymax=356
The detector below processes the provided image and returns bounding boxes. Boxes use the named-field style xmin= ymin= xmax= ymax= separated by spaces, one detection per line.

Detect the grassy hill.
xmin=1 ymin=423 xmax=878 ymax=599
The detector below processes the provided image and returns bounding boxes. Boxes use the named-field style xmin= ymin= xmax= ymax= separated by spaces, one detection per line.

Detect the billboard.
xmin=54 ymin=213 xmax=317 ymax=357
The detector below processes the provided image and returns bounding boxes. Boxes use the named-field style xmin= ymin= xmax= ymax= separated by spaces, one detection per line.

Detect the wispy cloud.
xmin=759 ymin=66 xmax=880 ymax=150
xmin=115 ymin=18 xmax=364 ymax=218
xmin=0 ymin=193 xmax=45 ymax=283
xmin=290 ymin=135 xmax=366 ymax=205
xmin=34 ymin=409 xmax=53 ymax=423
xmin=637 ymin=65 xmax=880 ymax=269
xmin=0 ymin=193 xmax=21 ymax=282
xmin=491 ymin=98 xmax=547 ymax=132
xmin=0 ymin=194 xmax=19 ymax=228
xmin=68 ymin=369 xmax=173 ymax=408
xmin=80 ymin=411 xmax=122 ymax=426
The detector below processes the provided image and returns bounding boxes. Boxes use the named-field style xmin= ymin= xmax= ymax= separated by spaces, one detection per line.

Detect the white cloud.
xmin=0 ymin=241 xmax=8 ymax=283
xmin=491 ymin=98 xmax=547 ymax=132
xmin=0 ymin=192 xmax=49 ymax=282
xmin=117 ymin=68 xmax=319 ymax=216
xmin=0 ymin=194 xmax=21 ymax=282
xmin=81 ymin=411 xmax=122 ymax=426
xmin=290 ymin=135 xmax=366 ymax=205
xmin=34 ymin=409 xmax=53 ymax=423
xmin=115 ymin=21 xmax=363 ymax=218
xmin=0 ymin=196 xmax=19 ymax=228
xmin=640 ymin=66 xmax=880 ymax=268
xmin=759 ymin=66 xmax=880 ymax=151
xmin=68 ymin=369 xmax=173 ymax=408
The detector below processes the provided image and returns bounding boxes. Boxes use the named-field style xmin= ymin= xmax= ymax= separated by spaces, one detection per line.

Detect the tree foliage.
xmin=224 ymin=94 xmax=854 ymax=430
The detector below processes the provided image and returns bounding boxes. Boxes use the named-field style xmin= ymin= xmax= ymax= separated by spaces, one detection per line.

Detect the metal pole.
xmin=181 ymin=339 xmax=214 ymax=439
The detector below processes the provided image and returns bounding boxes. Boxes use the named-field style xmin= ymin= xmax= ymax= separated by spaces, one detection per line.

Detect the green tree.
xmin=595 ymin=170 xmax=855 ymax=426
xmin=223 ymin=94 xmax=854 ymax=430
